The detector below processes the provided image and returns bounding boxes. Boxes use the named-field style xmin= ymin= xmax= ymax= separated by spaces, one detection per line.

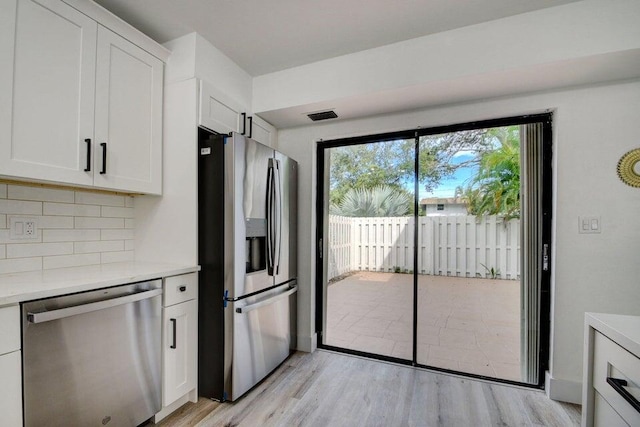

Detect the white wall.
xmin=135 ymin=79 xmax=199 ymax=266
xmin=277 ymin=79 xmax=640 ymax=403
xmin=163 ymin=32 xmax=253 ymax=112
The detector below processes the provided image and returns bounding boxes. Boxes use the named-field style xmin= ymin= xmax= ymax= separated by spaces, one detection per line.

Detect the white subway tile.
xmin=101 ymin=250 xmax=134 ymax=264
xmin=7 ymin=242 xmax=73 ymax=258
xmin=7 ymin=185 xmax=74 ymax=203
xmin=125 ymin=196 xmax=134 ymax=208
xmin=0 ymin=245 xmax=5 ymax=259
xmin=0 ymin=229 xmax=42 ymax=244
xmin=75 ymin=217 xmax=124 ymax=229
xmin=74 ymin=240 xmax=124 ymax=254
xmin=0 ymin=199 xmax=42 ymax=215
xmin=101 ymin=229 xmax=134 ymax=240
xmin=0 ymin=257 xmax=42 ymax=274
xmin=43 ymin=229 xmax=100 ymax=242
xmin=37 ymin=216 xmax=74 ymax=229
xmin=43 ymin=202 xmax=100 ymax=217
xmin=101 ymin=206 xmax=134 ymax=218
xmin=125 ymin=219 xmax=135 ymax=229
xmin=0 ymin=214 xmax=6 ymax=229
xmin=0 ymin=184 xmax=6 ymax=198
xmin=43 ymin=253 xmax=100 ymax=270
xmin=75 ymin=191 xmax=125 ymax=207
xmin=124 ymin=240 xmax=134 ymax=251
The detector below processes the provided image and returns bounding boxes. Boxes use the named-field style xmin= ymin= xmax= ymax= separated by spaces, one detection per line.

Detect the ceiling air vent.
xmin=307 ymin=110 xmax=338 ymax=121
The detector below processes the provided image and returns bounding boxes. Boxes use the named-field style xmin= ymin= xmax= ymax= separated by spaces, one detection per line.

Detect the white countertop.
xmin=586 ymin=312 xmax=640 ymax=357
xmin=0 ymin=262 xmax=200 ymax=305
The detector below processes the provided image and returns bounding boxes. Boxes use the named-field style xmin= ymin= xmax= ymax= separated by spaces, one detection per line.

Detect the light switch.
xmin=578 ymin=216 xmax=601 ymax=234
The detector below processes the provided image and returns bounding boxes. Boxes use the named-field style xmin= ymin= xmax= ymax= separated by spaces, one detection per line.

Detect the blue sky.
xmin=416 ymin=152 xmax=477 ymax=199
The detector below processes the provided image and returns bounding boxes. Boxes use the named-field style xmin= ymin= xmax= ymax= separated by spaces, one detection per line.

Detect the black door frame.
xmin=315 ymin=113 xmax=553 ymax=388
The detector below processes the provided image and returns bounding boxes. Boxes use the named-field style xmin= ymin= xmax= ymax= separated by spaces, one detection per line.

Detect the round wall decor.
xmin=617 ymin=148 xmax=640 ymax=188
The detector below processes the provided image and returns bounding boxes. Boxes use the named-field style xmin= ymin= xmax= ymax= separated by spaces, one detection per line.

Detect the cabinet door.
xmin=250 ymin=115 xmax=276 ymax=148
xmin=199 ymin=80 xmax=244 ymax=134
xmin=94 ymin=25 xmax=163 ymax=194
xmin=0 ymin=351 xmax=22 ymax=427
xmin=0 ymin=0 xmax=96 ymax=186
xmin=163 ymin=299 xmax=197 ymax=407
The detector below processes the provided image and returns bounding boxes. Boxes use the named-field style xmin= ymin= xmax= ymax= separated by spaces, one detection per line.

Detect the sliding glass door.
xmin=322 ymin=138 xmax=415 ymax=360
xmin=317 ymin=115 xmax=551 ymax=387
xmin=416 ymin=127 xmax=524 ymax=381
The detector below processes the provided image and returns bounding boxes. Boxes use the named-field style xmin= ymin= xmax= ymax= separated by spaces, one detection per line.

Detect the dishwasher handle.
xmin=27 ymin=288 xmax=163 ymax=324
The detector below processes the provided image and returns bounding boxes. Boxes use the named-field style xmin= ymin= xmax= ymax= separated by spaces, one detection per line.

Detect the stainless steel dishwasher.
xmin=22 ymin=280 xmax=162 ymax=427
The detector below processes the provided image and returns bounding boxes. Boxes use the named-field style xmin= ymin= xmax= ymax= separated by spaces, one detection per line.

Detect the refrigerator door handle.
xmin=235 ymin=285 xmax=297 ymax=314
xmin=266 ymin=161 xmax=275 ymax=275
xmin=273 ymin=159 xmax=282 ymax=275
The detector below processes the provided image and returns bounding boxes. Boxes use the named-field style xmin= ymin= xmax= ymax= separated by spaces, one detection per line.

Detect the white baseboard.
xmin=545 ymin=371 xmax=582 ymax=404
xmin=296 ymin=332 xmax=317 ymax=353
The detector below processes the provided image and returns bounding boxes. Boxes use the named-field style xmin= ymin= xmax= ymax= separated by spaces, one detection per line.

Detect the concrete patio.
xmin=325 ymin=271 xmax=522 ymax=382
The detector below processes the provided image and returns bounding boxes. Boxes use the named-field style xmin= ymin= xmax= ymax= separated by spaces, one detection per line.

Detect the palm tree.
xmin=331 ymin=186 xmax=412 ymax=217
xmin=464 ymin=127 xmax=520 ymax=219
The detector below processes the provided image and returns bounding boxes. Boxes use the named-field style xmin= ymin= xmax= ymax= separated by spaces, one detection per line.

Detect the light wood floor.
xmin=156 ymin=350 xmax=581 ymax=427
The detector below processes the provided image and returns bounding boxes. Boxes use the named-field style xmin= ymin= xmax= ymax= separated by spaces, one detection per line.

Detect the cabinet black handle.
xmin=100 ymin=142 xmax=107 ymax=174
xmin=84 ymin=139 xmax=91 ymax=172
xmin=170 ymin=318 xmax=177 ymax=349
xmin=179 ymin=286 xmax=187 ymax=292
xmin=607 ymin=377 xmax=640 ymax=413
xmin=241 ymin=112 xmax=246 ymax=135
xmin=248 ymin=116 xmax=253 ymax=139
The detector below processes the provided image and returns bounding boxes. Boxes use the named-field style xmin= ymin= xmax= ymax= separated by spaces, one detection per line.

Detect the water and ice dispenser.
xmin=245 ymin=218 xmax=266 ymax=273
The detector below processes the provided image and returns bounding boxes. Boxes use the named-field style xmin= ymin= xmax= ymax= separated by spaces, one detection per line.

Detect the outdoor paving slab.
xmin=325 ymin=271 xmax=522 ymax=382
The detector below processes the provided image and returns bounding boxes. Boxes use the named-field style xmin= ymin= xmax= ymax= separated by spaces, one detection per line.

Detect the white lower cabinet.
xmin=583 ymin=313 xmax=640 ymax=427
xmin=0 ymin=351 xmax=22 ymax=427
xmin=161 ymin=273 xmax=198 ymax=411
xmin=0 ymin=304 xmax=21 ymax=427
xmin=163 ymin=299 xmax=198 ymax=406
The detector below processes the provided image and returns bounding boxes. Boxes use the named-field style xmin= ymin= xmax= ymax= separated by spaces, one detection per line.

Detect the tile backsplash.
xmin=0 ymin=182 xmax=135 ymax=274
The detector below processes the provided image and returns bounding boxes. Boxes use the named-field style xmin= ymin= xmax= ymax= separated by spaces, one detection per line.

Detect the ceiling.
xmin=95 ymin=0 xmax=579 ymax=76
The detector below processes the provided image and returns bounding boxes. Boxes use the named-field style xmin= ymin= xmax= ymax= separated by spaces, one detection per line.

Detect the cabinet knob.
xmin=179 ymin=286 xmax=187 ymax=292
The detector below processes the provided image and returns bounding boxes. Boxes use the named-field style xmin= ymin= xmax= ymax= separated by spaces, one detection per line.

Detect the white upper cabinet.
xmin=0 ymin=0 xmax=97 ymax=187
xmin=93 ymin=26 xmax=163 ymax=194
xmin=250 ymin=115 xmax=276 ymax=148
xmin=199 ymin=80 xmax=244 ymax=135
xmin=0 ymin=0 xmax=166 ymax=194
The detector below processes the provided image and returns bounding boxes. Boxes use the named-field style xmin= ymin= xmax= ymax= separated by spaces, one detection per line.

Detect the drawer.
xmin=593 ymin=331 xmax=640 ymax=426
xmin=164 ymin=273 xmax=198 ymax=307
xmin=0 ymin=305 xmax=20 ymax=355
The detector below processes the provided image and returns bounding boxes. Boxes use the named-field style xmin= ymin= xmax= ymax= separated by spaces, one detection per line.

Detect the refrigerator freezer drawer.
xmin=230 ymin=284 xmax=297 ymax=400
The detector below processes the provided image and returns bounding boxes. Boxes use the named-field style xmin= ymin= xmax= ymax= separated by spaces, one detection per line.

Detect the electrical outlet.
xmin=25 ymin=220 xmax=35 ymax=236
xmin=9 ymin=216 xmax=38 ymax=240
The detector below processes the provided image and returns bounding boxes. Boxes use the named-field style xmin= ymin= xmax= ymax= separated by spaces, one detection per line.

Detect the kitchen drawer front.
xmin=164 ymin=273 xmax=198 ymax=307
xmin=593 ymin=331 xmax=640 ymax=426
xmin=0 ymin=305 xmax=20 ymax=356
xmin=594 ymin=391 xmax=629 ymax=427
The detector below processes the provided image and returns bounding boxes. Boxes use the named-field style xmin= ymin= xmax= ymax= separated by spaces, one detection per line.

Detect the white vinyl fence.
xmin=328 ymin=215 xmax=520 ymax=281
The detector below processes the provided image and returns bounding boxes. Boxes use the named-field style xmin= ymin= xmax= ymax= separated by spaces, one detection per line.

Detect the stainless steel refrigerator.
xmin=198 ymin=128 xmax=297 ymax=402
